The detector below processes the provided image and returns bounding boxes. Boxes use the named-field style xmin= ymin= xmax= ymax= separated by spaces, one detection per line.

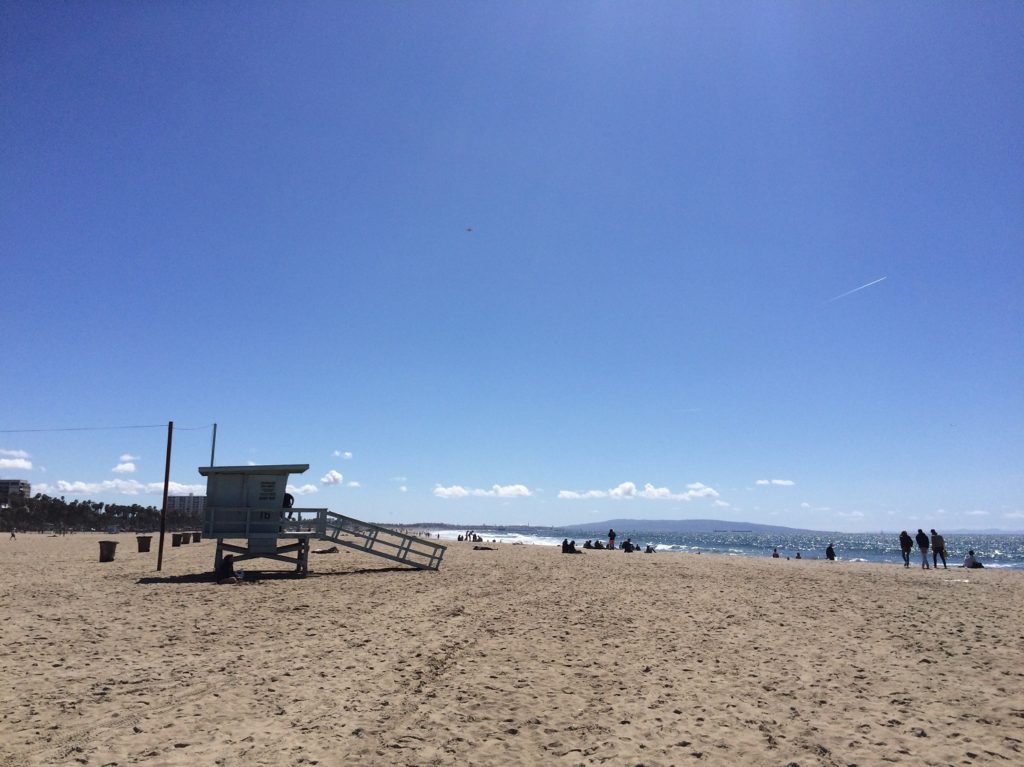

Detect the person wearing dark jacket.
xmin=899 ymin=530 xmax=913 ymax=568
xmin=930 ymin=529 xmax=948 ymax=569
xmin=915 ymin=529 xmax=930 ymax=569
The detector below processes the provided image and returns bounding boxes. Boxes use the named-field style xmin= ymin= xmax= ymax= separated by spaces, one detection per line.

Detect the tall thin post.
xmin=156 ymin=421 xmax=173 ymax=571
xmin=210 ymin=422 xmax=217 ymax=466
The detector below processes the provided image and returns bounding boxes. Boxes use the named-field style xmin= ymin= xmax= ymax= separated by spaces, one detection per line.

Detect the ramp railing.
xmin=319 ymin=512 xmax=446 ymax=571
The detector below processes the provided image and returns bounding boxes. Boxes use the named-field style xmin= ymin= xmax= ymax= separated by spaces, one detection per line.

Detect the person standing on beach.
xmin=915 ymin=529 xmax=930 ymax=569
xmin=825 ymin=543 xmax=836 ymax=561
xmin=930 ymin=529 xmax=948 ymax=569
xmin=899 ymin=530 xmax=913 ymax=568
xmin=608 ymin=529 xmax=616 ymax=550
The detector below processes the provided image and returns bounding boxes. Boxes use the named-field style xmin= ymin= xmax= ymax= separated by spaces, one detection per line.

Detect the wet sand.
xmin=1 ymin=532 xmax=1022 ymax=766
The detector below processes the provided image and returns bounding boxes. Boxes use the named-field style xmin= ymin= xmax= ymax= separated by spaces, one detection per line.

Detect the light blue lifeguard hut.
xmin=199 ymin=463 xmax=445 ymax=576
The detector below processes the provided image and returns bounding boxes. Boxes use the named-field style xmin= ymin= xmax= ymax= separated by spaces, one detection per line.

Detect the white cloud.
xmin=0 ymin=458 xmax=32 ymax=470
xmin=55 ymin=480 xmax=110 ymax=494
xmin=287 ymin=483 xmax=318 ymax=495
xmin=391 ymin=476 xmax=407 ymax=483
xmin=558 ymin=481 xmax=719 ymax=502
xmin=684 ymin=482 xmax=719 ymax=498
xmin=494 ymin=484 xmax=531 ymax=497
xmin=434 ymin=485 xmax=470 ymax=499
xmin=800 ymin=502 xmax=811 ymax=508
xmin=837 ymin=510 xmax=865 ymax=518
xmin=609 ymin=482 xmax=637 ymax=498
xmin=433 ymin=483 xmax=532 ymax=499
xmin=320 ymin=470 xmax=344 ymax=485
xmin=0 ymin=449 xmax=30 ymax=459
xmin=714 ymin=500 xmax=731 ymax=508
xmin=965 ymin=510 xmax=989 ymax=516
xmin=119 ymin=453 xmax=140 ymax=462
xmin=398 ymin=485 xmax=408 ymax=493
xmin=332 ymin=450 xmax=353 ymax=460
xmin=167 ymin=482 xmax=206 ymax=495
xmin=756 ymin=479 xmax=795 ymax=486
xmin=49 ymin=479 xmax=204 ymax=496
xmin=558 ymin=489 xmax=607 ymax=499
xmin=247 ymin=460 xmax=257 ymax=466
xmin=347 ymin=481 xmax=361 ymax=488
xmin=112 ymin=462 xmax=136 ymax=474
xmin=1003 ymin=511 xmax=1024 ymax=519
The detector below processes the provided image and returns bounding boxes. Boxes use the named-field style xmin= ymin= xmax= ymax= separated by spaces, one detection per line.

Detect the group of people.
xmin=771 ymin=545 xmax=831 ymax=560
xmin=771 ymin=548 xmax=805 ymax=560
xmin=766 ymin=532 xmax=985 ymax=569
xmin=899 ymin=528 xmax=983 ymax=569
xmin=561 ymin=529 xmax=656 ymax=555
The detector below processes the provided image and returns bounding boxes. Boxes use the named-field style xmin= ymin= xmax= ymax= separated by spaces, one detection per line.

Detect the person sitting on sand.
xmin=644 ymin=544 xmax=655 ymax=554
xmin=963 ymin=550 xmax=984 ymax=569
xmin=825 ymin=543 xmax=836 ymax=561
xmin=772 ymin=547 xmax=780 ymax=558
xmin=593 ymin=540 xmax=605 ymax=549
xmin=216 ymin=554 xmax=239 ymax=584
xmin=794 ymin=551 xmax=801 ymax=559
xmin=583 ymin=540 xmax=593 ymax=549
xmin=622 ymin=539 xmax=635 ymax=553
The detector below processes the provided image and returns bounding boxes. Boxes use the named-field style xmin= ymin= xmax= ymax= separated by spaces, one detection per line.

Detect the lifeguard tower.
xmin=200 ymin=464 xmax=446 ymax=576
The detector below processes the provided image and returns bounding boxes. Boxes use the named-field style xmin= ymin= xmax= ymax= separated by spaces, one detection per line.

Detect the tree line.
xmin=1 ymin=494 xmax=201 ymax=533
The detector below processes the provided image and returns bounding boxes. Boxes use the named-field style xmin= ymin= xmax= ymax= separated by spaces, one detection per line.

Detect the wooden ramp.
xmin=285 ymin=511 xmax=446 ymax=571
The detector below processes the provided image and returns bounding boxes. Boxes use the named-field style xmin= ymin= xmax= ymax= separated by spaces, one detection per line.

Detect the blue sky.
xmin=2 ymin=2 xmax=1022 ymax=532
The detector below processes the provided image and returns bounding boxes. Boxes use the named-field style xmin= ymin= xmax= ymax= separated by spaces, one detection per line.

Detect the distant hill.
xmin=566 ymin=518 xmax=826 ymax=535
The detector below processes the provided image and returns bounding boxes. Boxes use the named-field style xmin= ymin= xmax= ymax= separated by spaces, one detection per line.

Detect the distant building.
xmin=166 ymin=494 xmax=206 ymax=516
xmin=0 ymin=479 xmax=31 ymax=502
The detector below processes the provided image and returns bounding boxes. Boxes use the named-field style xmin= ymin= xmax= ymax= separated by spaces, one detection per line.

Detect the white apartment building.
xmin=166 ymin=494 xmax=206 ymax=516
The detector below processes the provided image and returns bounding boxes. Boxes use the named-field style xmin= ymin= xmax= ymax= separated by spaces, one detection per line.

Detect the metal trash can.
xmin=172 ymin=533 xmax=182 ymax=547
xmin=192 ymin=532 xmax=202 ymax=543
xmin=99 ymin=540 xmax=118 ymax=562
xmin=181 ymin=533 xmax=191 ymax=545
xmin=136 ymin=536 xmax=152 ymax=553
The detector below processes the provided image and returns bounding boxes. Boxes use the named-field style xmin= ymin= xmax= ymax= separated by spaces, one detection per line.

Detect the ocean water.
xmin=430 ymin=527 xmax=1024 ymax=570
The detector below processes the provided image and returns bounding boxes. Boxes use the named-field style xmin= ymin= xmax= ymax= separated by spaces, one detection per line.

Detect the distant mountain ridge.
xmin=565 ymin=518 xmax=825 ymax=535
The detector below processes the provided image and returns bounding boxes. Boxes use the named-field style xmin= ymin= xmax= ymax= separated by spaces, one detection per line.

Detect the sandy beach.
xmin=1 ymin=533 xmax=1022 ymax=767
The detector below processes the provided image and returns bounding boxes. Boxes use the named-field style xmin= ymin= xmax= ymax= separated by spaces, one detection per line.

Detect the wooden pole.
xmin=156 ymin=421 xmax=173 ymax=571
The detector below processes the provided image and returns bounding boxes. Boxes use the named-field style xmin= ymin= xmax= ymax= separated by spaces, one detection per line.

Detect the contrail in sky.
xmin=826 ymin=276 xmax=887 ymax=303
